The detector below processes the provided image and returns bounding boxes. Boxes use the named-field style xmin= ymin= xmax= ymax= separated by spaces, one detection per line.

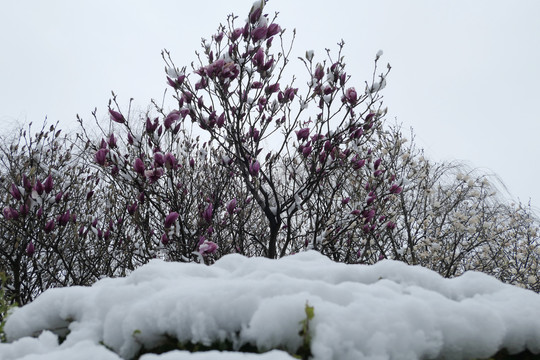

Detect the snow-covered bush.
xmin=2 ymin=252 xmax=540 ymax=359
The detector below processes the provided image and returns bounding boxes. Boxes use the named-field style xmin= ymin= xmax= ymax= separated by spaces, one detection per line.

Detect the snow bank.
xmin=2 ymin=251 xmax=540 ymax=360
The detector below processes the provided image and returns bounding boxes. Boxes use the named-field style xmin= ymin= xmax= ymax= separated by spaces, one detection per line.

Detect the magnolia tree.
xmin=364 ymin=125 xmax=540 ymax=292
xmin=0 ymin=123 xmax=130 ymax=304
xmin=83 ymin=0 xmax=399 ymax=262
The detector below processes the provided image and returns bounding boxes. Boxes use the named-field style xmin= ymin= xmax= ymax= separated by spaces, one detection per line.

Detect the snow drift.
xmin=2 ymin=251 xmax=540 ymax=360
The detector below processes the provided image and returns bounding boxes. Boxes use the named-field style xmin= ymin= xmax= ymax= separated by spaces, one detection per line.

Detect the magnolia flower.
xmin=267 ymin=23 xmax=281 ymax=37
xmin=44 ymin=219 xmax=55 ymax=233
xmin=26 ymin=242 xmax=35 ymax=256
xmin=161 ymin=233 xmax=169 ymax=245
xmin=58 ymin=210 xmax=71 ymax=226
xmin=10 ymin=184 xmax=21 ymax=201
xmin=43 ymin=174 xmax=53 ymax=194
xmin=202 ymin=204 xmax=213 ymax=223
xmin=344 ymin=87 xmax=357 ymax=104
xmin=252 ymin=25 xmax=268 ymax=42
xmin=164 ymin=110 xmax=180 ymax=129
xmin=314 ymin=64 xmax=324 ymax=81
xmin=134 ymin=158 xmax=145 ymax=175
xmin=390 ymin=184 xmax=403 ymax=194
xmin=34 ymin=180 xmax=44 ymax=195
xmin=154 ymin=152 xmax=165 ymax=167
xmin=199 ymin=240 xmax=218 ymax=256
xmin=95 ymin=148 xmax=108 ymax=166
xmin=164 ymin=211 xmax=179 ymax=228
xmin=127 ymin=202 xmax=138 ymax=216
xmin=164 ymin=153 xmax=177 ymax=169
xmin=109 ymin=109 xmax=125 ymax=124
xmin=296 ymin=128 xmax=310 ymax=141
xmin=249 ymin=160 xmax=261 ymax=176
xmin=227 ymin=198 xmax=238 ymax=215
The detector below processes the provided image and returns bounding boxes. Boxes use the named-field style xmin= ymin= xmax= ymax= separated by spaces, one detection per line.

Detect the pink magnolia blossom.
xmin=199 ymin=240 xmax=218 ymax=256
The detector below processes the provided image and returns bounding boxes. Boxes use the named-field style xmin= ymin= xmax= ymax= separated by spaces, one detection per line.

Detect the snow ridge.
xmin=2 ymin=251 xmax=540 ymax=360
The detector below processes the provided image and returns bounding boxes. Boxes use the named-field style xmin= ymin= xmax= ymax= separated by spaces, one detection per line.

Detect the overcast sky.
xmin=1 ymin=0 xmax=539 ymax=209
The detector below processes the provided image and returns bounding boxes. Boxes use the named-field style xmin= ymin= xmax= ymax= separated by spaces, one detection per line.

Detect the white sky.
xmin=1 ymin=0 xmax=539 ymax=208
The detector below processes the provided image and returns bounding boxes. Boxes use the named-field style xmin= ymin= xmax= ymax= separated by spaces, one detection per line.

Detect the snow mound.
xmin=2 ymin=251 xmax=540 ymax=360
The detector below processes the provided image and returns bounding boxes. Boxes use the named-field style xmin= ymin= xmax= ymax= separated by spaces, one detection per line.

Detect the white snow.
xmin=2 ymin=251 xmax=540 ymax=360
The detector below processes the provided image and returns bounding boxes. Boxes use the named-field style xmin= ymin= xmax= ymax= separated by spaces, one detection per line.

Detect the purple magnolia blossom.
xmin=386 ymin=221 xmax=397 ymax=230
xmin=249 ymin=160 xmax=261 ymax=176
xmin=19 ymin=204 xmax=29 ymax=217
xmin=43 ymin=175 xmax=53 ymax=194
xmin=265 ymin=82 xmax=280 ymax=94
xmin=23 ymin=174 xmax=32 ymax=192
xmin=164 ymin=153 xmax=177 ymax=169
xmin=199 ymin=240 xmax=218 ymax=256
xmin=344 ymin=87 xmax=358 ymax=104
xmin=296 ymin=127 xmax=310 ymax=141
xmin=44 ymin=219 xmax=55 ymax=233
xmin=252 ymin=25 xmax=268 ymax=42
xmin=34 ymin=180 xmax=44 ymax=196
xmin=314 ymin=65 xmax=325 ymax=81
xmin=164 ymin=211 xmax=179 ymax=228
xmin=390 ymin=184 xmax=403 ymax=194
xmin=267 ymin=23 xmax=281 ymax=37
xmin=10 ymin=184 xmax=21 ymax=201
xmin=55 ymin=191 xmax=63 ymax=203
xmin=127 ymin=202 xmax=138 ymax=216
xmin=154 ymin=152 xmax=165 ymax=167
xmin=26 ymin=242 xmax=35 ymax=256
xmin=302 ymin=145 xmax=312 ymax=157
xmin=231 ymin=27 xmax=244 ymax=41
xmin=146 ymin=117 xmax=159 ymax=133
xmin=227 ymin=198 xmax=238 ymax=215
xmin=58 ymin=210 xmax=71 ymax=226
xmin=144 ymin=168 xmax=164 ymax=183
xmin=37 ymin=207 xmax=43 ymax=218
xmin=252 ymin=47 xmax=265 ymax=68
xmin=202 ymin=203 xmax=213 ymax=223
xmin=3 ymin=207 xmax=18 ymax=220
xmin=109 ymin=109 xmax=125 ymax=124
xmin=134 ymin=158 xmax=145 ymax=175
xmin=108 ymin=133 xmax=117 ymax=148
xmin=95 ymin=148 xmax=108 ymax=166
xmin=161 ymin=233 xmax=169 ymax=245
xmin=342 ymin=197 xmax=350 ymax=205
xmin=164 ymin=110 xmax=180 ymax=129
